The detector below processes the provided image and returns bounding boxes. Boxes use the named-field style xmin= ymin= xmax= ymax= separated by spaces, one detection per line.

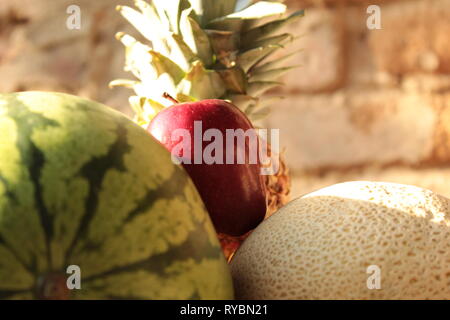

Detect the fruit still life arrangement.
xmin=1 ymin=0 xmax=450 ymax=300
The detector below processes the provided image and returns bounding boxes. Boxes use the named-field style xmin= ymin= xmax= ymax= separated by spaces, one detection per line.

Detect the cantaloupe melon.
xmin=230 ymin=181 xmax=450 ymax=299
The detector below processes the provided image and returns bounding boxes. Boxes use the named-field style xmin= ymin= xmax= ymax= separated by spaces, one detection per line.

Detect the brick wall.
xmin=0 ymin=0 xmax=134 ymax=110
xmin=265 ymin=0 xmax=450 ymax=198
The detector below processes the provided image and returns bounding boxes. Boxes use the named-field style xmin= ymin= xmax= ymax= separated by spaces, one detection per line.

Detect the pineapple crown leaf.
xmin=178 ymin=60 xmax=226 ymax=100
xmin=129 ymin=95 xmax=145 ymax=120
xmin=241 ymin=9 xmax=305 ymax=44
xmin=147 ymin=50 xmax=185 ymax=84
xmin=235 ymin=0 xmax=252 ymax=12
xmin=205 ymin=30 xmax=239 ymax=58
xmin=176 ymin=92 xmax=197 ymax=103
xmin=217 ymin=67 xmax=247 ymax=94
xmin=252 ymin=48 xmax=303 ymax=73
xmin=180 ymin=12 xmax=214 ymax=66
xmin=114 ymin=0 xmax=305 ymax=122
xmin=250 ymin=65 xmax=300 ymax=82
xmin=247 ymin=81 xmax=283 ymax=96
xmin=165 ymin=33 xmax=197 ymax=71
xmin=249 ymin=106 xmax=272 ymax=121
xmin=117 ymin=5 xmax=166 ymax=44
xmin=238 ymin=44 xmax=281 ymax=73
xmin=241 ymin=32 xmax=291 ymax=51
xmin=244 ymin=102 xmax=258 ymax=115
xmin=190 ymin=0 xmax=239 ymax=26
xmin=117 ymin=33 xmax=155 ymax=79
xmin=129 ymin=95 xmax=166 ymax=125
xmin=205 ymin=1 xmax=287 ymax=31
xmin=109 ymin=79 xmax=138 ymax=89
xmin=209 ymin=1 xmax=286 ymax=22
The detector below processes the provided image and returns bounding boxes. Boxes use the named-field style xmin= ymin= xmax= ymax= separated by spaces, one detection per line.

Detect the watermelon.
xmin=0 ymin=92 xmax=234 ymax=300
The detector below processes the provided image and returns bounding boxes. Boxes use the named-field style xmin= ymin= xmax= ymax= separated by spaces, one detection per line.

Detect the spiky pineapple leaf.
xmin=117 ymin=5 xmax=155 ymax=40
xmin=217 ymin=67 xmax=247 ymax=94
xmin=166 ymin=34 xmax=197 ymax=71
xmin=189 ymin=0 xmax=238 ymax=26
xmin=248 ymin=106 xmax=271 ymax=120
xmin=243 ymin=32 xmax=292 ymax=51
xmin=244 ymin=102 xmax=258 ymax=115
xmin=244 ymin=95 xmax=285 ymax=118
xmin=247 ymin=81 xmax=282 ymax=96
xmin=152 ymin=0 xmax=191 ymax=34
xmin=238 ymin=45 xmax=280 ymax=73
xmin=235 ymin=0 xmax=256 ymax=11
xmin=147 ymin=50 xmax=186 ymax=84
xmin=129 ymin=95 xmax=146 ymax=122
xmin=117 ymin=33 xmax=157 ymax=79
xmin=176 ymin=92 xmax=197 ymax=103
xmin=180 ymin=9 xmax=214 ymax=66
xmin=250 ymin=65 xmax=299 ymax=82
xmin=206 ymin=1 xmax=286 ymax=31
xmin=117 ymin=35 xmax=185 ymax=104
xmin=251 ymin=49 xmax=302 ymax=73
xmin=129 ymin=95 xmax=166 ymax=125
xmin=150 ymin=0 xmax=172 ymax=31
xmin=173 ymin=0 xmax=192 ymax=34
xmin=142 ymin=97 xmax=166 ymax=121
xmin=177 ymin=60 xmax=226 ymax=99
xmin=109 ymin=79 xmax=138 ymax=89
xmin=134 ymin=0 xmax=158 ymax=19
xmin=205 ymin=19 xmax=244 ymax=33
xmin=211 ymin=1 xmax=286 ymax=21
xmin=226 ymin=94 xmax=258 ymax=112
xmin=117 ymin=3 xmax=170 ymax=55
xmin=258 ymin=95 xmax=285 ymax=108
xmin=133 ymin=76 xmax=175 ymax=102
xmin=242 ymin=9 xmax=304 ymax=44
xmin=206 ymin=30 xmax=240 ymax=56
xmin=252 ymin=95 xmax=284 ymax=110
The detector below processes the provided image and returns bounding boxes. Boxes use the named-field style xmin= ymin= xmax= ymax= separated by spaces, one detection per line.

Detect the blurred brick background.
xmin=0 ymin=0 xmax=133 ymax=107
xmin=271 ymin=0 xmax=450 ymax=198
xmin=1 ymin=0 xmax=450 ymax=199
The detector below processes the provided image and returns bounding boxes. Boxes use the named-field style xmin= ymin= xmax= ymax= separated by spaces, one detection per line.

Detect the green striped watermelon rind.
xmin=0 ymin=92 xmax=234 ymax=299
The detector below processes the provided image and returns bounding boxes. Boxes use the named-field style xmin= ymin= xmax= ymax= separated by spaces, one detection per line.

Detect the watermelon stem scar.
xmin=36 ymin=273 xmax=70 ymax=300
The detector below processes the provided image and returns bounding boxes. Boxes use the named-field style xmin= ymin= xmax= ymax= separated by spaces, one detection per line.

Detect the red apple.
xmin=148 ymin=99 xmax=267 ymax=236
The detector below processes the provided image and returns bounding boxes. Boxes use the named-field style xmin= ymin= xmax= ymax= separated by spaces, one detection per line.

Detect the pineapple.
xmin=112 ymin=0 xmax=303 ymax=260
